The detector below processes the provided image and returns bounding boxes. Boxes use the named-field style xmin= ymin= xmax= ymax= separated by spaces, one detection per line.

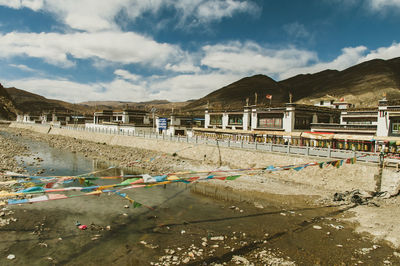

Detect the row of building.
xmin=16 ymin=97 xmax=400 ymax=153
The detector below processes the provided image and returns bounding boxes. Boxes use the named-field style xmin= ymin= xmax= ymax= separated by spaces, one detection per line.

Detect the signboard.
xmin=159 ymin=118 xmax=167 ymax=130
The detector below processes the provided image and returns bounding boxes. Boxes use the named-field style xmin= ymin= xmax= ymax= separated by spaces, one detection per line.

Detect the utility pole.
xmin=375 ymin=148 xmax=385 ymax=192
xmin=151 ymin=106 xmax=156 ymax=133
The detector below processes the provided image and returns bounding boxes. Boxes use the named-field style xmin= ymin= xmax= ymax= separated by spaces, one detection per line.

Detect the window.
xmin=258 ymin=117 xmax=282 ymax=128
xmin=229 ymin=115 xmax=242 ymax=125
xmin=392 ymin=121 xmax=400 ymax=134
xmin=210 ymin=115 xmax=222 ymax=125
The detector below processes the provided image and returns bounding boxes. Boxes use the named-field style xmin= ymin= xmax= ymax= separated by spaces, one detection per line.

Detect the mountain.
xmin=5 ymin=87 xmax=93 ymax=115
xmin=0 ymin=83 xmax=18 ymax=120
xmin=279 ymin=57 xmax=400 ymax=107
xmin=79 ymin=100 xmax=193 ymax=114
xmin=184 ymin=57 xmax=400 ymax=111
xmin=184 ymin=74 xmax=289 ymax=111
xmin=3 ymin=57 xmax=400 ymax=117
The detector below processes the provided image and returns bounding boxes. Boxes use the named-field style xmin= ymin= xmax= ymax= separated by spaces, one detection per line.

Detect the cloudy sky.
xmin=0 ymin=0 xmax=400 ymax=103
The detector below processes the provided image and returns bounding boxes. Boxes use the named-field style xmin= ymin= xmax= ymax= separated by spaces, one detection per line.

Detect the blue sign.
xmin=159 ymin=118 xmax=167 ymax=130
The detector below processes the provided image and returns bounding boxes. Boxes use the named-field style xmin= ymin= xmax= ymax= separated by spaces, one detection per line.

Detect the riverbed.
xmin=1 ymin=127 xmax=400 ymax=265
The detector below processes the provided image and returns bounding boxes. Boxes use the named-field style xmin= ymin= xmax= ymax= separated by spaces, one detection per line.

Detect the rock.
xmin=313 ymin=225 xmax=322 ymax=230
xmin=124 ymin=205 xmax=129 ymax=209
xmin=329 ymin=224 xmax=344 ymax=230
xmin=181 ymin=230 xmax=186 ymax=234
xmin=254 ymin=202 xmax=264 ymax=209
xmin=182 ymin=257 xmax=190 ymax=263
xmin=7 ymin=254 xmax=15 ymax=260
xmin=210 ymin=236 xmax=224 ymax=241
xmin=232 ymin=255 xmax=250 ymax=265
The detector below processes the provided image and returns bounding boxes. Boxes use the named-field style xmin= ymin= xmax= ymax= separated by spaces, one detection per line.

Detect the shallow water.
xmin=1 ymin=130 xmax=400 ymax=265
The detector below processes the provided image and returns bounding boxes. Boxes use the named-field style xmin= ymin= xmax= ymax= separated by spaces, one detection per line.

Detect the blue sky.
xmin=0 ymin=0 xmax=400 ymax=103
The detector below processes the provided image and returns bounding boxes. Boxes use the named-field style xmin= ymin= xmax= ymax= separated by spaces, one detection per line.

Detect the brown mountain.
xmin=279 ymin=57 xmax=400 ymax=107
xmin=5 ymin=87 xmax=93 ymax=115
xmin=185 ymin=57 xmax=400 ymax=111
xmin=3 ymin=57 xmax=400 ymax=117
xmin=0 ymin=83 xmax=18 ymax=120
xmin=79 ymin=99 xmax=191 ymax=114
xmin=185 ymin=74 xmax=290 ymax=111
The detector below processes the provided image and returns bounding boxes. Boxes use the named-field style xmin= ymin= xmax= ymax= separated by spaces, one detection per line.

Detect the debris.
xmin=313 ymin=225 xmax=322 ymax=230
xmin=78 ymin=225 xmax=87 ymax=230
xmin=38 ymin=242 xmax=48 ymax=248
xmin=181 ymin=230 xmax=186 ymax=234
xmin=210 ymin=236 xmax=224 ymax=241
xmin=106 ymin=225 xmax=111 ymax=231
xmin=232 ymin=255 xmax=250 ymax=265
xmin=7 ymin=254 xmax=15 ymax=260
xmin=254 ymin=202 xmax=264 ymax=209
xmin=329 ymin=224 xmax=344 ymax=230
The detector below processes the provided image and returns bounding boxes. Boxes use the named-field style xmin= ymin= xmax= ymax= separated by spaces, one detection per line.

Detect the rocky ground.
xmin=1 ymin=125 xmax=400 ymax=265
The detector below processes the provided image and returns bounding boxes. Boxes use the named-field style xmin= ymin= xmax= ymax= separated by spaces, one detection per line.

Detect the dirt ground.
xmin=1 ymin=125 xmax=400 ymax=265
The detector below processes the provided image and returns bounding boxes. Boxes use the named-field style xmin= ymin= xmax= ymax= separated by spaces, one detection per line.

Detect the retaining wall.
xmin=10 ymin=122 xmax=400 ymax=195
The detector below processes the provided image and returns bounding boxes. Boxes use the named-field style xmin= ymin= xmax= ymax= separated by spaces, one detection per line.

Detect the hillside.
xmin=0 ymin=83 xmax=18 ymax=120
xmin=3 ymin=57 xmax=400 ymax=116
xmin=79 ymin=100 xmax=193 ymax=115
xmin=279 ymin=57 xmax=400 ymax=106
xmin=5 ymin=87 xmax=93 ymax=115
xmin=184 ymin=57 xmax=400 ymax=111
xmin=184 ymin=75 xmax=289 ymax=111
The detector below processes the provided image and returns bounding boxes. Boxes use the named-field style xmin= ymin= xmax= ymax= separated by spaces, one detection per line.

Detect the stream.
xmin=0 ymin=130 xmax=399 ymax=265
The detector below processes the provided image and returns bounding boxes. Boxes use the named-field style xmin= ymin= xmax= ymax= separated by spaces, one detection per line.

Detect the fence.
xmin=59 ymin=124 xmax=386 ymax=164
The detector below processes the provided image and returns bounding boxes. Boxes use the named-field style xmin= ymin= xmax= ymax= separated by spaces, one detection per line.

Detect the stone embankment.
xmin=9 ymin=122 xmax=400 ymax=197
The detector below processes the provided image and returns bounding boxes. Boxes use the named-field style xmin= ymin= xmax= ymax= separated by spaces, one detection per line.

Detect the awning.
xmin=374 ymin=136 xmax=400 ymax=142
xmin=333 ymin=134 xmax=375 ymax=141
xmin=301 ymin=132 xmax=334 ymax=140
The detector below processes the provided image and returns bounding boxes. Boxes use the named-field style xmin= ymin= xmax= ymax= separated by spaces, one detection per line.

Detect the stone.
xmin=210 ymin=236 xmax=224 ymax=241
xmin=313 ymin=225 xmax=322 ymax=230
xmin=7 ymin=254 xmax=15 ymax=260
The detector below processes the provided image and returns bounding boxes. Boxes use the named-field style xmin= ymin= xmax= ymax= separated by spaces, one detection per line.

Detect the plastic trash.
xmin=78 ymin=225 xmax=87 ymax=230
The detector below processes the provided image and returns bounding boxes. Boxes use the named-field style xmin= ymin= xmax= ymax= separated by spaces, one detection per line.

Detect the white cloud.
xmin=367 ymin=0 xmax=400 ymax=10
xmin=3 ymin=42 xmax=400 ymax=103
xmin=283 ymin=22 xmax=310 ymax=39
xmin=196 ymin=0 xmax=258 ymax=22
xmin=362 ymin=42 xmax=400 ymax=61
xmin=114 ymin=69 xmax=141 ymax=82
xmin=1 ymin=70 xmax=240 ymax=103
xmin=0 ymin=31 xmax=190 ymax=70
xmin=9 ymin=63 xmax=36 ymax=72
xmin=201 ymin=41 xmax=317 ymax=77
xmin=0 ymin=0 xmax=43 ymax=11
xmin=151 ymin=72 xmax=240 ymax=101
xmin=280 ymin=46 xmax=368 ymax=79
xmin=0 ymin=0 xmax=259 ymax=32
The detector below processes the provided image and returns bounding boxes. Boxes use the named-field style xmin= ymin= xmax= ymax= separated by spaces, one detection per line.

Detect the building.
xmin=204 ymin=103 xmax=340 ymax=133
xmin=156 ymin=114 xmax=205 ymax=136
xmin=93 ymin=109 xmax=151 ymax=125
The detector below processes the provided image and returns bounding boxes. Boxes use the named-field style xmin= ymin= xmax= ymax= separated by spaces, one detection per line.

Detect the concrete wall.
xmin=9 ymin=122 xmax=400 ymax=195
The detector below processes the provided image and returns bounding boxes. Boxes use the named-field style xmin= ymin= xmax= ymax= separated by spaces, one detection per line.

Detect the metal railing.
xmin=58 ymin=124 xmax=384 ymax=164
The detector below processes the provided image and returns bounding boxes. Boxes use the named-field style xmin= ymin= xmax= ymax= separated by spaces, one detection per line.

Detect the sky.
xmin=0 ymin=0 xmax=400 ymax=103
